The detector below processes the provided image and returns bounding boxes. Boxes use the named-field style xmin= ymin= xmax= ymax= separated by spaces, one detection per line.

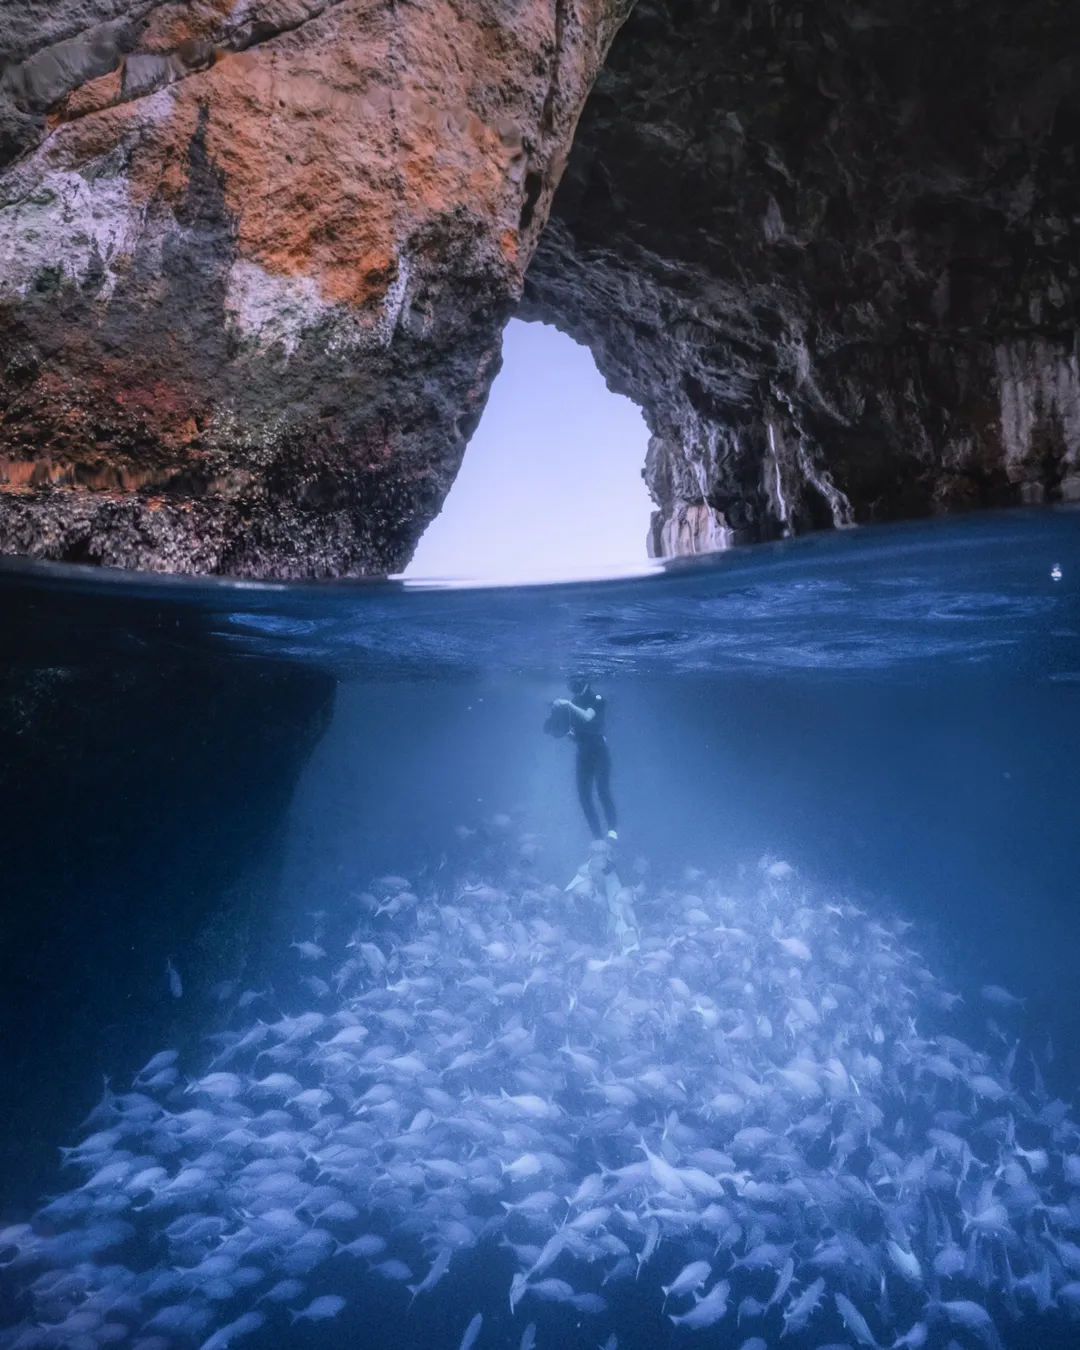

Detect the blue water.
xmin=1 ymin=509 xmax=1078 ymax=1350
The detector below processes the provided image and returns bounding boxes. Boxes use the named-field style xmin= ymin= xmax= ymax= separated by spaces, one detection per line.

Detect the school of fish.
xmin=2 ymin=839 xmax=1079 ymax=1350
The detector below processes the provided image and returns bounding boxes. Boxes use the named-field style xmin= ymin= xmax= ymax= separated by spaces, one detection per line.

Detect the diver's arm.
xmin=554 ymin=700 xmax=596 ymax=725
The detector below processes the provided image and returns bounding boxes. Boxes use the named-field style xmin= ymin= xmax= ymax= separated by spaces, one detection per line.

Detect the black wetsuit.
xmin=570 ymin=690 xmax=617 ymax=840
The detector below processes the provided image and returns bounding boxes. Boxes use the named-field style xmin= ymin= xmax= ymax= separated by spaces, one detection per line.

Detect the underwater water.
xmin=1 ymin=509 xmax=1079 ymax=1350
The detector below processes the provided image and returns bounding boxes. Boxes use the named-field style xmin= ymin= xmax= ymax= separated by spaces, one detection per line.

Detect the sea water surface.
xmin=1 ymin=509 xmax=1079 ymax=1350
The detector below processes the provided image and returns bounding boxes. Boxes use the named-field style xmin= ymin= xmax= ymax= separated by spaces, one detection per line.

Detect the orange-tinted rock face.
xmin=0 ymin=0 xmax=631 ymax=575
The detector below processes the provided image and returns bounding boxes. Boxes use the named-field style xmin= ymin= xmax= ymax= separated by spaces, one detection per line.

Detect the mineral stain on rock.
xmin=0 ymin=0 xmax=633 ymax=576
xmin=0 ymin=0 xmax=1078 ymax=575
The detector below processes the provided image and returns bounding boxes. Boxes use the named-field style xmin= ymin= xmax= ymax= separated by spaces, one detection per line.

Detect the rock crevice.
xmin=1 ymin=2 xmax=351 ymax=138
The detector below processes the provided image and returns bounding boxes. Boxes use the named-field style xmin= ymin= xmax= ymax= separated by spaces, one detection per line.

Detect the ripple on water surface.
xmin=0 ymin=510 xmax=1077 ymax=680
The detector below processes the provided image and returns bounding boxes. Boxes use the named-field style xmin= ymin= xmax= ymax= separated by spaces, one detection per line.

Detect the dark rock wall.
xmin=0 ymin=588 xmax=334 ymax=1209
xmin=523 ymin=0 xmax=1080 ymax=553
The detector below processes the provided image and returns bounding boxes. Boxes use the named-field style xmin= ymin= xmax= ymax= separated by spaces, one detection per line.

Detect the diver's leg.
xmin=595 ymin=742 xmax=617 ymax=834
xmin=576 ymin=749 xmax=603 ymax=839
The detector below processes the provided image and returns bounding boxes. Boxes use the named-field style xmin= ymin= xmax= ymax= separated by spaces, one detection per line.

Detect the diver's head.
xmin=567 ymin=674 xmax=592 ymax=699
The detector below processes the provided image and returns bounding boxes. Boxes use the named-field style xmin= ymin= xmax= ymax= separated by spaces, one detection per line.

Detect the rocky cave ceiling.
xmin=527 ymin=0 xmax=1080 ymax=556
xmin=0 ymin=0 xmax=1077 ymax=576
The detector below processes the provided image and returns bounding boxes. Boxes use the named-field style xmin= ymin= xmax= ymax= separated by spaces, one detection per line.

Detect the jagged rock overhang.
xmin=521 ymin=0 xmax=1080 ymax=555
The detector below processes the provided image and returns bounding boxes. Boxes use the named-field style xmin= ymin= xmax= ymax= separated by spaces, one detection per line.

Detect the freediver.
xmin=545 ymin=675 xmax=618 ymax=843
xmin=545 ymin=677 xmax=636 ymax=946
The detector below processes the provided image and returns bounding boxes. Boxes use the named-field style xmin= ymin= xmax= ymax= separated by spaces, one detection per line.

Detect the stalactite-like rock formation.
xmin=0 ymin=0 xmax=630 ymax=575
xmin=523 ymin=0 xmax=1080 ymax=552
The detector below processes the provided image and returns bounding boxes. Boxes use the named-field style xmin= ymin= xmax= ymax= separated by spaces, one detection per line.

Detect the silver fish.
xmin=164 ymin=959 xmax=182 ymax=999
xmin=458 ymin=1311 xmax=483 ymax=1350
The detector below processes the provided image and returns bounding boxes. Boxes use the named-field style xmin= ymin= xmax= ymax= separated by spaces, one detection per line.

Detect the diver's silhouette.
xmin=545 ymin=676 xmax=617 ymax=842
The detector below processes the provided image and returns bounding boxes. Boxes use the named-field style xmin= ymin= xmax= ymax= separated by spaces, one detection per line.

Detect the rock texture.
xmin=0 ymin=0 xmax=630 ymax=575
xmin=523 ymin=0 xmax=1080 ymax=552
xmin=3 ymin=0 xmax=1079 ymax=574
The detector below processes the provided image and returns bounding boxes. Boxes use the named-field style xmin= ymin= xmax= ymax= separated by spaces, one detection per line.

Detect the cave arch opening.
xmin=403 ymin=320 xmax=653 ymax=583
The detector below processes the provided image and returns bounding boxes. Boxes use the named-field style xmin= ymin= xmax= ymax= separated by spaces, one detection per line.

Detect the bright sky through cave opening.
xmin=403 ymin=320 xmax=653 ymax=584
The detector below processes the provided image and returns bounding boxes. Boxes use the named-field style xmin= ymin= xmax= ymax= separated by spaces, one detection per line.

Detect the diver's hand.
xmin=552 ymin=699 xmax=570 ymax=708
